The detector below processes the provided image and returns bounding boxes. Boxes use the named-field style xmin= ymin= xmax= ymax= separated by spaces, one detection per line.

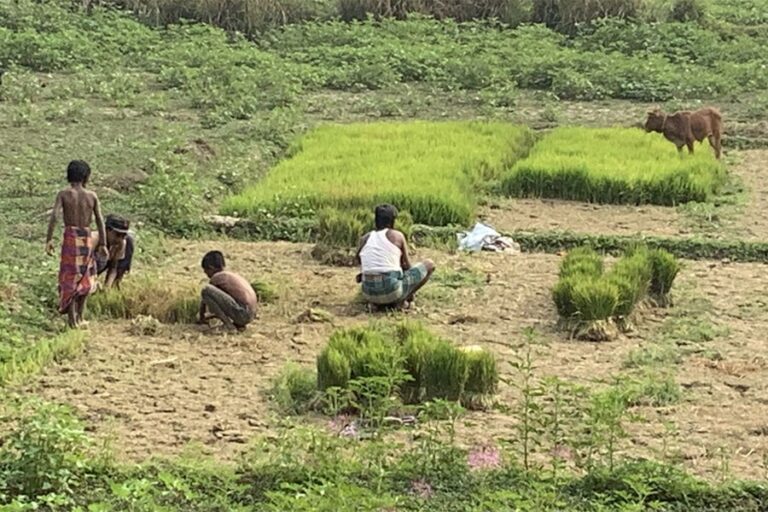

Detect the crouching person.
xmin=356 ymin=204 xmax=435 ymax=310
xmin=198 ymin=251 xmax=257 ymax=332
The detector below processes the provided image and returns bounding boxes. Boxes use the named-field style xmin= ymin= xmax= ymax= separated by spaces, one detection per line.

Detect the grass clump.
xmin=502 ymin=127 xmax=725 ymax=206
xmin=553 ymin=246 xmax=680 ymax=340
xmin=222 ymin=121 xmax=534 ymax=228
xmin=89 ymin=278 xmax=199 ymax=324
xmin=315 ymin=322 xmax=498 ymax=409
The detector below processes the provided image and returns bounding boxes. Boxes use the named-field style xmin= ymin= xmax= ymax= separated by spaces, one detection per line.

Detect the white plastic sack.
xmin=457 ymin=223 xmax=501 ymax=252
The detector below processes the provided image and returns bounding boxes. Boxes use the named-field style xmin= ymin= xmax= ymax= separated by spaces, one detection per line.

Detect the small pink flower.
xmin=410 ymin=479 xmax=433 ymax=499
xmin=467 ymin=445 xmax=502 ymax=471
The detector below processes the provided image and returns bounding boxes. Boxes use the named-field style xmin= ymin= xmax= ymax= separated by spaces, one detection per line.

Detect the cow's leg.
xmin=708 ymin=133 xmax=721 ymax=159
xmin=676 ymin=144 xmax=684 ymax=156
xmin=686 ymin=139 xmax=695 ymax=154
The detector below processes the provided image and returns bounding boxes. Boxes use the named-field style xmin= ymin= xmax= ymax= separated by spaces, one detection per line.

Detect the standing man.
xmin=355 ymin=204 xmax=435 ymax=310
xmin=45 ymin=160 xmax=108 ymax=328
xmin=198 ymin=251 xmax=257 ymax=332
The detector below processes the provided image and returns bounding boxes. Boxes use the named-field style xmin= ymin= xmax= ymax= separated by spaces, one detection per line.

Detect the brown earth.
xmin=22 ymin=239 xmax=768 ymax=481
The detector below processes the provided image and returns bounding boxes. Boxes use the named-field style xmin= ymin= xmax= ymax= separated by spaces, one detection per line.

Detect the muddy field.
xmin=23 ymin=234 xmax=768 ymax=481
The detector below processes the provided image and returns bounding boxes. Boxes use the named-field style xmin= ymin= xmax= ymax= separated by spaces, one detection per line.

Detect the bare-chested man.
xmin=198 ymin=251 xmax=257 ymax=332
xmin=45 ymin=160 xmax=108 ymax=328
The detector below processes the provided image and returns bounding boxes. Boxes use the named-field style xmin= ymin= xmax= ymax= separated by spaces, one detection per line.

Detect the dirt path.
xmin=20 ymin=241 xmax=768 ymax=480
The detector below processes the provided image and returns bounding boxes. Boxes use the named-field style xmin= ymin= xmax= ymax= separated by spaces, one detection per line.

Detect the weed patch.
xmin=502 ymin=127 xmax=725 ymax=206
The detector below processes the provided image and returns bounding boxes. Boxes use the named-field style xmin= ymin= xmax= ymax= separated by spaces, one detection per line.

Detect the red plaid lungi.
xmin=58 ymin=226 xmax=96 ymax=314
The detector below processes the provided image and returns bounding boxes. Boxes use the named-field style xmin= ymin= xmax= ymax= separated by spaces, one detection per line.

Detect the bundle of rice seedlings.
xmin=606 ymin=251 xmax=652 ymax=320
xmin=571 ymin=278 xmax=619 ymax=341
xmin=251 ymin=280 xmax=278 ymax=304
xmin=271 ymin=363 xmax=319 ymax=414
xmin=317 ymin=347 xmax=352 ymax=390
xmin=423 ymin=340 xmax=469 ymax=401
xmin=647 ymin=249 xmax=681 ymax=306
xmin=316 ymin=208 xmax=368 ymax=248
xmin=560 ymin=246 xmax=603 ymax=278
xmin=400 ymin=326 xmax=441 ymax=404
xmin=88 ymin=278 xmax=199 ymax=324
xmin=460 ymin=345 xmax=498 ymax=409
xmin=552 ymin=275 xmax=579 ymax=318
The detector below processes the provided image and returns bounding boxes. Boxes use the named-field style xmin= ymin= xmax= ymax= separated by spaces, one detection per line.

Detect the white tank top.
xmin=360 ymin=229 xmax=402 ymax=274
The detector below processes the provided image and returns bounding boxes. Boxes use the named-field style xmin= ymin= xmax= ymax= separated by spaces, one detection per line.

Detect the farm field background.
xmin=3 ymin=0 xmax=768 ymax=509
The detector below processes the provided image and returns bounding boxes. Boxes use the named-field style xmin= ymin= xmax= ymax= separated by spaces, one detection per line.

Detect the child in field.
xmin=45 ymin=160 xmax=108 ymax=328
xmin=198 ymin=251 xmax=257 ymax=332
xmin=94 ymin=214 xmax=135 ymax=290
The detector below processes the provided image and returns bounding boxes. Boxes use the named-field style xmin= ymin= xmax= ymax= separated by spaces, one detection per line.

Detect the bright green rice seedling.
xmin=251 ymin=280 xmax=278 ymax=304
xmin=271 ymin=364 xmax=318 ymax=414
xmin=502 ymin=127 xmax=725 ymax=206
xmin=399 ymin=325 xmax=441 ymax=404
xmin=317 ymin=347 xmax=352 ymax=390
xmin=552 ymin=276 xmax=579 ymax=318
xmin=572 ymin=279 xmax=619 ymax=322
xmin=647 ymin=249 xmax=681 ymax=305
xmin=560 ymin=246 xmax=603 ymax=278
xmin=461 ymin=345 xmax=499 ymax=396
xmin=222 ymin=121 xmax=534 ymax=227
xmin=606 ymin=252 xmax=652 ymax=317
xmin=423 ymin=340 xmax=469 ymax=402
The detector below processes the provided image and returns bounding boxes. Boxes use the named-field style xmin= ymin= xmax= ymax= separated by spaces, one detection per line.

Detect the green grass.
xmin=222 ymin=121 xmax=534 ymax=226
xmin=502 ymin=127 xmax=726 ymax=205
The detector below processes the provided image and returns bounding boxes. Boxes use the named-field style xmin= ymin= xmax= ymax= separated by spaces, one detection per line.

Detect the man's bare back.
xmin=46 ymin=184 xmax=107 ymax=256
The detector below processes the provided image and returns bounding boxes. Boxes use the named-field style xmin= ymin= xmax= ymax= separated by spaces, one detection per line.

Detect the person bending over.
xmin=45 ymin=160 xmax=108 ymax=328
xmin=198 ymin=251 xmax=257 ymax=331
xmin=94 ymin=214 xmax=134 ymax=290
xmin=355 ymin=204 xmax=435 ymax=310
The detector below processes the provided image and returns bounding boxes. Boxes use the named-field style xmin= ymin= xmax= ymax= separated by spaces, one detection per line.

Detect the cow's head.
xmin=644 ymin=108 xmax=665 ymax=132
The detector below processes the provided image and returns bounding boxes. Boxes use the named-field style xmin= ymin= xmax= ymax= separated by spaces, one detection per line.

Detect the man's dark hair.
xmin=202 ymin=250 xmax=226 ymax=271
xmin=66 ymin=160 xmax=91 ymax=185
xmin=374 ymin=204 xmax=398 ymax=230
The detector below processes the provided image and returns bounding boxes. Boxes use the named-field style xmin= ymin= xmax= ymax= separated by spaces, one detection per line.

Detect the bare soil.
xmin=484 ymin=149 xmax=768 ymax=241
xmin=22 ymin=239 xmax=768 ymax=481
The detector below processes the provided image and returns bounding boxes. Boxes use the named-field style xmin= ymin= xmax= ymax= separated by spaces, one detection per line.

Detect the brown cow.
xmin=644 ymin=107 xmax=723 ymax=159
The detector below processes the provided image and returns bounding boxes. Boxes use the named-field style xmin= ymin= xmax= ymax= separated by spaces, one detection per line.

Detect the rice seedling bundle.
xmin=552 ymin=245 xmax=681 ymax=339
xmin=315 ymin=323 xmax=498 ymax=406
xmin=502 ymin=127 xmax=725 ymax=205
xmin=88 ymin=278 xmax=199 ymax=324
xmin=222 ymin=121 xmax=534 ymax=226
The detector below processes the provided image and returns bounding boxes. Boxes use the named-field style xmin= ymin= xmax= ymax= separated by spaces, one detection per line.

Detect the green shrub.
xmin=222 ymin=122 xmax=535 ymax=227
xmin=0 ymin=401 xmax=90 ymax=505
xmin=533 ymin=0 xmax=642 ymax=34
xmin=501 ymin=127 xmax=725 ymax=206
xmin=271 ymin=364 xmax=318 ymax=414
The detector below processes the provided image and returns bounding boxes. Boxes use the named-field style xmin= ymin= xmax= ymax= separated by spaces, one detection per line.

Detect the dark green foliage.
xmin=670 ymin=0 xmax=707 ymax=22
